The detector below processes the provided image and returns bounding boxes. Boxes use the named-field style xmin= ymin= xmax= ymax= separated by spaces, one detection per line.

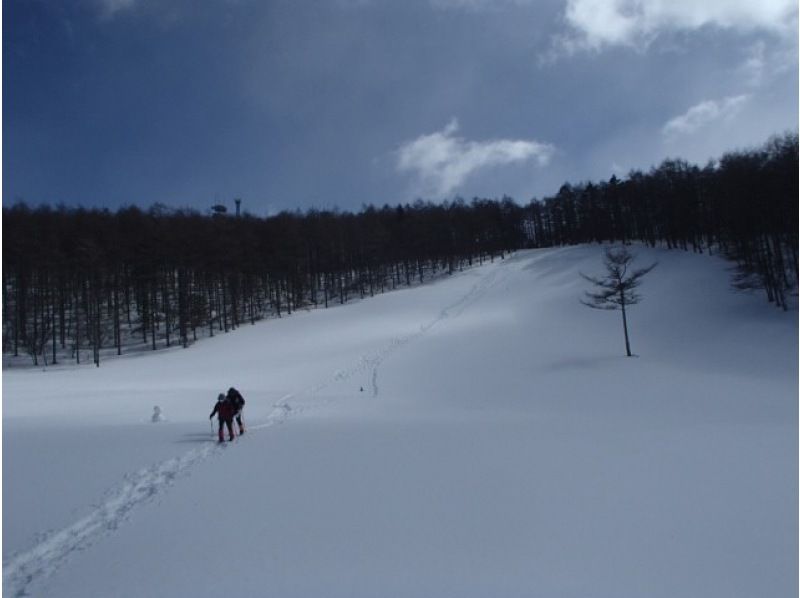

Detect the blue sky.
xmin=4 ymin=0 xmax=798 ymax=214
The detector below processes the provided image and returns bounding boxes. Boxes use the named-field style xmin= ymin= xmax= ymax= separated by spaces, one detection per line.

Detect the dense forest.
xmin=3 ymin=133 xmax=797 ymax=366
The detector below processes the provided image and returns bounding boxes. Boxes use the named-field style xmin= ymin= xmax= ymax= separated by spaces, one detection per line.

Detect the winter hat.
xmin=217 ymin=393 xmax=226 ymax=402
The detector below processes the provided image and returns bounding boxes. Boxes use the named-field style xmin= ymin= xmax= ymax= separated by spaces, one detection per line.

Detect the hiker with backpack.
xmin=227 ymin=387 xmax=246 ymax=435
xmin=209 ymin=393 xmax=235 ymax=443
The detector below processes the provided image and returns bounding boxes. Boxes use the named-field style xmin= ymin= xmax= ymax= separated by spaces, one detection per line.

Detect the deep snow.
xmin=3 ymin=245 xmax=797 ymax=597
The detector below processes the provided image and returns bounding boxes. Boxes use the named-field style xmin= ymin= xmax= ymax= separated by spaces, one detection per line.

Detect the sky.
xmin=3 ymin=0 xmax=798 ymax=215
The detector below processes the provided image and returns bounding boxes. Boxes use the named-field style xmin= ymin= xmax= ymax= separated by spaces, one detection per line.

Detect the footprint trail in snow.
xmin=2 ymin=259 xmax=510 ymax=598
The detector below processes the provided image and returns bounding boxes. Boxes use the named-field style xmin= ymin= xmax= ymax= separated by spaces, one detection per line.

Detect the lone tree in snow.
xmin=581 ymin=246 xmax=657 ymax=357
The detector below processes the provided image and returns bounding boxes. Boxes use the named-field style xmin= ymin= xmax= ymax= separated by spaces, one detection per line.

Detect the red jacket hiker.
xmin=209 ymin=394 xmax=235 ymax=442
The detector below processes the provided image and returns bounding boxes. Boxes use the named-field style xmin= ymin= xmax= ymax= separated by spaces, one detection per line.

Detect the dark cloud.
xmin=4 ymin=0 xmax=797 ymax=212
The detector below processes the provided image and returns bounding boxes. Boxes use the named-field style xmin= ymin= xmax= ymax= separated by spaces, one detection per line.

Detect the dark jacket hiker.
xmin=210 ymin=393 xmax=235 ymax=442
xmin=227 ymin=387 xmax=246 ymax=434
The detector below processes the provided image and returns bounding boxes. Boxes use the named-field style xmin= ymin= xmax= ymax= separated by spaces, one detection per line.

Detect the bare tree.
xmin=581 ymin=246 xmax=657 ymax=357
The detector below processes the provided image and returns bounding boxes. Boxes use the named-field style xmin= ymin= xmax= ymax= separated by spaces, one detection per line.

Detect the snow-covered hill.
xmin=3 ymin=245 xmax=797 ymax=597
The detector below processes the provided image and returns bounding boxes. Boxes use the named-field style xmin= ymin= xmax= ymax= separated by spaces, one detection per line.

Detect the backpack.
xmin=229 ymin=388 xmax=245 ymax=410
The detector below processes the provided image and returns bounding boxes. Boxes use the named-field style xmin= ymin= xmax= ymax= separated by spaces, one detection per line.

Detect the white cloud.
xmin=741 ymin=41 xmax=768 ymax=87
xmin=662 ymin=95 xmax=750 ymax=138
xmin=556 ymin=0 xmax=797 ymax=52
xmin=396 ymin=119 xmax=555 ymax=197
xmin=738 ymin=39 xmax=798 ymax=89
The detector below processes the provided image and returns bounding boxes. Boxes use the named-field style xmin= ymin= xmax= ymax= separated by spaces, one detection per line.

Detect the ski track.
xmin=2 ymin=258 xmax=512 ymax=598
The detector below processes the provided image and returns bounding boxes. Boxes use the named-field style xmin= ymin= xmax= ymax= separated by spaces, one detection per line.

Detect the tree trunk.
xmin=620 ymin=293 xmax=632 ymax=357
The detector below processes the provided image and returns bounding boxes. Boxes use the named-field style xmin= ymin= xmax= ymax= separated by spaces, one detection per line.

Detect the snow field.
xmin=3 ymin=245 xmax=797 ymax=597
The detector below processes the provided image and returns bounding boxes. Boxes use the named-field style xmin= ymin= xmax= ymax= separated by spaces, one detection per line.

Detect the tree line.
xmin=3 ymin=199 xmax=523 ymax=365
xmin=525 ymin=132 xmax=797 ymax=309
xmin=3 ymin=132 xmax=796 ymax=366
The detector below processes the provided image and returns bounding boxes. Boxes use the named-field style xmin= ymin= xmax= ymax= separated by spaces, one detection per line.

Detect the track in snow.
xmin=2 ymin=257 xmax=511 ymax=598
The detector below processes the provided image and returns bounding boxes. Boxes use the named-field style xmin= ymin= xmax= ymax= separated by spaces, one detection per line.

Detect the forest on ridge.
xmin=3 ymin=133 xmax=797 ymax=366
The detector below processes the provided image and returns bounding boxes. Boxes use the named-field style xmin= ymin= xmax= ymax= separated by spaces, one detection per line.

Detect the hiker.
xmin=227 ymin=387 xmax=246 ymax=435
xmin=209 ymin=393 xmax=235 ymax=442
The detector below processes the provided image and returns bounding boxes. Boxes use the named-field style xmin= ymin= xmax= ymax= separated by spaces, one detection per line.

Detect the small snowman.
xmin=151 ymin=405 xmax=165 ymax=423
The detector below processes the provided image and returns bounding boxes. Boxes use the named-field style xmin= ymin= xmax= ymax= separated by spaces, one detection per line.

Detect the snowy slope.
xmin=3 ymin=245 xmax=797 ymax=597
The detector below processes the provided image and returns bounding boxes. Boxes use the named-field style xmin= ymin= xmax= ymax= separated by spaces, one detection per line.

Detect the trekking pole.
xmin=210 ymin=418 xmax=214 ymax=438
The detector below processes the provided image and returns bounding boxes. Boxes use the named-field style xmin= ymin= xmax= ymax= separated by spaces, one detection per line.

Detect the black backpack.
xmin=229 ymin=388 xmax=245 ymax=409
